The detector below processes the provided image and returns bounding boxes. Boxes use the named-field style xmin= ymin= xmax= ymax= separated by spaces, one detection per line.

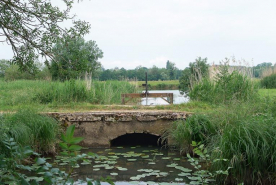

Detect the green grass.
xmin=0 ymin=80 xmax=137 ymax=111
xmin=258 ymin=89 xmax=276 ymax=98
xmin=0 ymin=109 xmax=60 ymax=154
xmin=165 ymin=100 xmax=276 ymax=184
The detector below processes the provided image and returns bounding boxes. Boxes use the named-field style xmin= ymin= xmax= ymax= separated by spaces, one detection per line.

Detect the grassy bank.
xmin=0 ymin=80 xmax=137 ymax=111
xmin=163 ymin=65 xmax=276 ymax=184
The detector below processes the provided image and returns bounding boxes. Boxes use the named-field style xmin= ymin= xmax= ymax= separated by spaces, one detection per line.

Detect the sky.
xmin=1 ymin=0 xmax=276 ymax=69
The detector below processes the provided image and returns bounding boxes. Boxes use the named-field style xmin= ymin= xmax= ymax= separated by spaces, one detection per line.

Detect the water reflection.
xmin=141 ymin=90 xmax=189 ymax=106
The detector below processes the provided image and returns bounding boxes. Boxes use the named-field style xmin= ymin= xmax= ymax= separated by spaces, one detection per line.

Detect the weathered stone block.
xmin=137 ymin=116 xmax=157 ymax=122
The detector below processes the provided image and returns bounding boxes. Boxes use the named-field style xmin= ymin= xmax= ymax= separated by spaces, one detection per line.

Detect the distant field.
xmin=131 ymin=80 xmax=179 ymax=90
xmin=259 ymin=89 xmax=276 ymax=97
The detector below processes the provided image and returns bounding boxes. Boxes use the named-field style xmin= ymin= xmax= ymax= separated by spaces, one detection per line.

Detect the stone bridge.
xmin=47 ymin=111 xmax=190 ymax=147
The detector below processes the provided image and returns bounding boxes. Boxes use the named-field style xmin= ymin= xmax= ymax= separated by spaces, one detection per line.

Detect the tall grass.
xmin=0 ymin=80 xmax=137 ymax=109
xmin=211 ymin=113 xmax=276 ymax=184
xmin=189 ymin=64 xmax=258 ymax=104
xmin=0 ymin=109 xmax=59 ymax=154
xmin=162 ymin=114 xmax=216 ymax=154
xmin=165 ymin=100 xmax=276 ymax=184
xmin=164 ymin=61 xmax=276 ymax=184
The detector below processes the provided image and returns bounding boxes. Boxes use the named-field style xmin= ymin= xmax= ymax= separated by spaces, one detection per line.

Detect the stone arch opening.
xmin=110 ymin=133 xmax=166 ymax=147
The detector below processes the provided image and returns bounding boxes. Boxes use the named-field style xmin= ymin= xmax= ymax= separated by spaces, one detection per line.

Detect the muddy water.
xmin=65 ymin=146 xmax=192 ymax=185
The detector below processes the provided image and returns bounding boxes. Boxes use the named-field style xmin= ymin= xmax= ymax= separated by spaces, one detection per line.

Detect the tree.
xmin=166 ymin=60 xmax=176 ymax=80
xmin=253 ymin=62 xmax=273 ymax=78
xmin=0 ymin=59 xmax=10 ymax=77
xmin=179 ymin=57 xmax=209 ymax=92
xmin=0 ymin=0 xmax=90 ymax=72
xmin=49 ymin=37 xmax=103 ymax=81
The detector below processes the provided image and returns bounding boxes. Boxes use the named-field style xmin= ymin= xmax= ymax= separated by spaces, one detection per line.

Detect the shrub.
xmin=260 ymin=73 xmax=276 ymax=89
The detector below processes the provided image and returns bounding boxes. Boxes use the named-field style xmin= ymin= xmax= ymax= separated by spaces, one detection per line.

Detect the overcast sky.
xmin=1 ymin=0 xmax=276 ymax=69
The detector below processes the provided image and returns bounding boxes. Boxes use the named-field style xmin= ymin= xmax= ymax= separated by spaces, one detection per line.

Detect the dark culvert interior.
xmin=110 ymin=133 xmax=166 ymax=147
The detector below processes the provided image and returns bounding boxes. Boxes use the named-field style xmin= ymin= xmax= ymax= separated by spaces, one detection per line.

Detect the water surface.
xmin=141 ymin=90 xmax=189 ymax=106
xmin=58 ymin=146 xmax=192 ymax=184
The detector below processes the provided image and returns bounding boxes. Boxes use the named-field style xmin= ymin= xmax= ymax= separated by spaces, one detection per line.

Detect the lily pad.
xmin=110 ymin=173 xmax=118 ymax=176
xmin=148 ymin=162 xmax=156 ymax=165
xmin=130 ymin=176 xmax=141 ymax=180
xmin=178 ymin=172 xmax=191 ymax=176
xmin=166 ymin=163 xmax=178 ymax=167
xmin=105 ymin=166 xmax=114 ymax=170
xmin=117 ymin=167 xmax=128 ymax=171
xmin=175 ymin=178 xmax=183 ymax=181
xmin=175 ymin=166 xmax=192 ymax=172
xmin=127 ymin=159 xmax=137 ymax=162
xmin=141 ymin=155 xmax=150 ymax=158
xmin=93 ymin=168 xmax=100 ymax=171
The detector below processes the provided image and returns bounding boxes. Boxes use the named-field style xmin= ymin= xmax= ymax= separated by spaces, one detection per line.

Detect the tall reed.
xmin=189 ymin=63 xmax=258 ymax=104
xmin=0 ymin=109 xmax=59 ymax=154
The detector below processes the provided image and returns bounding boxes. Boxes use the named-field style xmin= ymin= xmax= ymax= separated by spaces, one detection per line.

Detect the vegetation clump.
xmin=260 ymin=73 xmax=276 ymax=89
xmin=189 ymin=62 xmax=258 ymax=104
xmin=0 ymin=109 xmax=59 ymax=155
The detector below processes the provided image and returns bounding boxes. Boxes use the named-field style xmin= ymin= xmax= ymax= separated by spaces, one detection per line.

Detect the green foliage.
xmin=0 ymin=0 xmax=90 ymax=72
xmin=50 ymin=37 xmax=103 ymax=81
xmin=253 ymin=62 xmax=272 ymax=78
xmin=164 ymin=100 xmax=276 ymax=184
xmin=35 ymin=80 xmax=90 ymax=104
xmin=179 ymin=57 xmax=209 ymax=93
xmin=99 ymin=64 xmax=183 ymax=81
xmin=34 ymin=80 xmax=136 ymax=105
xmin=3 ymin=64 xmax=51 ymax=81
xmin=260 ymin=73 xmax=276 ymax=88
xmin=186 ymin=141 xmax=230 ymax=185
xmin=162 ymin=114 xmax=216 ymax=154
xmin=0 ymin=132 xmax=100 ymax=184
xmin=212 ymin=114 xmax=276 ymax=184
xmin=166 ymin=60 xmax=176 ymax=80
xmin=91 ymin=81 xmax=137 ymax=104
xmin=189 ymin=63 xmax=258 ymax=104
xmin=0 ymin=109 xmax=59 ymax=154
xmin=4 ymin=65 xmax=35 ymax=81
xmin=0 ymin=59 xmax=10 ymax=77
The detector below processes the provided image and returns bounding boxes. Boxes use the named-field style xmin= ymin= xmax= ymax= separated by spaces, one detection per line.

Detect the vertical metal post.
xmin=145 ymin=72 xmax=148 ymax=105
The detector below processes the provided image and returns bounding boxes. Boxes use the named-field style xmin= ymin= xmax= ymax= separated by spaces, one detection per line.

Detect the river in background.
xmin=141 ymin=90 xmax=189 ymax=106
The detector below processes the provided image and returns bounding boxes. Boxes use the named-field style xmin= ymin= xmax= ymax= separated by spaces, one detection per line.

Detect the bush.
xmin=260 ymin=73 xmax=276 ymax=89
